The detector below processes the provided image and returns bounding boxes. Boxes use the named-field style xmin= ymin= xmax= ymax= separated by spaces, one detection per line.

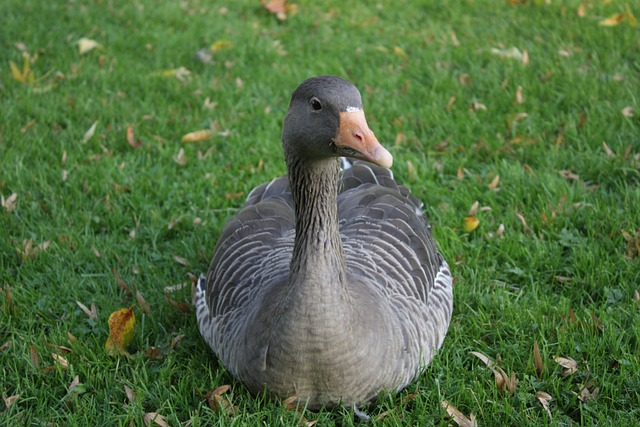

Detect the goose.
xmin=195 ymin=75 xmax=453 ymax=411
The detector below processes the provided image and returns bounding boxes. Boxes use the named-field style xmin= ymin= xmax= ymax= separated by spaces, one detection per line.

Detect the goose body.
xmin=196 ymin=76 xmax=453 ymax=410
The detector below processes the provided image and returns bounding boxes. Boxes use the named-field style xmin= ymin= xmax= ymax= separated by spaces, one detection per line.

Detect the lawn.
xmin=1 ymin=0 xmax=639 ymax=425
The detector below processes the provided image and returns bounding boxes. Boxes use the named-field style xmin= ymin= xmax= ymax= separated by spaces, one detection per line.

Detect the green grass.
xmin=1 ymin=0 xmax=639 ymax=425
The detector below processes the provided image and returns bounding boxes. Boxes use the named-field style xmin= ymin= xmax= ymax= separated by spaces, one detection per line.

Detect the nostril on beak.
xmin=353 ymin=130 xmax=365 ymax=142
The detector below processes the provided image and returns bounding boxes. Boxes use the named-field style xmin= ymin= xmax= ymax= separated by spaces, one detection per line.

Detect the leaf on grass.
xmin=206 ymin=385 xmax=236 ymax=414
xmin=124 ymin=385 xmax=136 ymax=403
xmin=82 ymin=120 xmax=98 ymax=144
xmin=52 ymin=353 xmax=69 ymax=369
xmin=533 ymin=341 xmax=544 ymax=377
xmin=17 ymin=239 xmax=50 ymax=260
xmin=173 ymin=255 xmax=189 ymax=266
xmin=576 ymin=384 xmax=600 ymax=402
xmin=126 ymin=125 xmax=142 ymax=148
xmin=30 ymin=344 xmax=39 ymax=368
xmin=554 ymin=356 xmax=578 ymax=376
xmin=9 ymin=57 xmax=35 ymax=84
xmin=283 ymin=396 xmax=299 ymax=411
xmin=113 ymin=268 xmax=133 ymax=296
xmin=173 ymin=148 xmax=188 ymax=166
xmin=621 ymin=106 xmax=634 ymax=117
xmin=3 ymin=393 xmax=20 ymax=410
xmin=144 ymin=412 xmax=169 ymax=427
xmin=261 ymin=0 xmax=297 ymax=20
xmin=515 ymin=211 xmax=529 ymax=234
xmin=600 ymin=6 xmax=636 ymax=27
xmin=169 ymin=334 xmax=186 ymax=351
xmin=590 ymin=311 xmax=604 ymax=333
xmin=210 ymin=40 xmax=233 ymax=53
xmin=488 ymin=175 xmax=500 ymax=190
xmin=76 ymin=300 xmax=97 ymax=320
xmin=464 ymin=216 xmax=479 ymax=233
xmin=77 ymin=38 xmax=101 ymax=55
xmin=181 ymin=130 xmax=212 ymax=143
xmin=105 ymin=307 xmax=135 ymax=356
xmin=441 ymin=400 xmax=477 ymax=427
xmin=536 ymin=391 xmax=553 ymax=421
xmin=1 ymin=193 xmax=17 ymax=212
xmin=67 ymin=375 xmax=80 ymax=393
xmin=490 ymin=47 xmax=523 ymax=61
xmin=470 ymin=351 xmax=495 ymax=367
xmin=144 ymin=345 xmax=164 ymax=360
xmin=468 ymin=200 xmax=479 ymax=216
xmin=159 ymin=67 xmax=192 ymax=82
xmin=164 ymin=295 xmax=191 ymax=313
xmin=469 ymin=101 xmax=487 ymax=111
xmin=602 ymin=141 xmax=615 ymax=157
xmin=136 ymin=290 xmax=150 ymax=314
xmin=393 ymin=46 xmax=408 ymax=59
xmin=577 ymin=3 xmax=586 ymax=17
xmin=0 ymin=341 xmax=12 ymax=352
xmin=559 ymin=169 xmax=580 ymax=181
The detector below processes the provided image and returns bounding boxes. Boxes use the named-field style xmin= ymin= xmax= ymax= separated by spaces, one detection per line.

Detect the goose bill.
xmin=334 ymin=109 xmax=393 ymax=168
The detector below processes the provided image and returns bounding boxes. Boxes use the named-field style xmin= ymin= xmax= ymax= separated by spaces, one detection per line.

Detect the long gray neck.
xmin=285 ymin=153 xmax=347 ymax=290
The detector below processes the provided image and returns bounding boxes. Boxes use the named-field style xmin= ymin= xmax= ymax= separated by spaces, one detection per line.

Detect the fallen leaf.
xmin=441 ymin=400 xmax=477 ymax=427
xmin=126 ymin=125 xmax=142 ymax=148
xmin=51 ymin=353 xmax=69 ymax=369
xmin=0 ymin=341 xmax=12 ymax=352
xmin=159 ymin=66 xmax=191 ymax=82
xmin=470 ymin=351 xmax=495 ymax=368
xmin=143 ymin=412 xmax=169 ymax=427
xmin=393 ymin=46 xmax=408 ymax=59
xmin=464 ymin=216 xmax=479 ymax=232
xmin=515 ymin=212 xmax=529 ymax=234
xmin=515 ymin=85 xmax=524 ymax=104
xmin=602 ymin=141 xmax=615 ymax=157
xmin=496 ymin=223 xmax=505 ymax=237
xmin=468 ymin=200 xmax=479 ymax=216
xmin=9 ymin=57 xmax=34 ymax=84
xmin=173 ymin=148 xmax=187 ymax=166
xmin=490 ymin=47 xmax=523 ymax=61
xmin=3 ymin=393 xmax=20 ymax=410
xmin=169 ymin=334 xmax=186 ymax=351
xmin=450 ymin=31 xmax=460 ymax=47
xmin=469 ymin=101 xmax=487 ymax=111
xmin=536 ymin=391 xmax=553 ymax=421
xmin=577 ymin=3 xmax=586 ymax=17
xmin=76 ymin=301 xmax=97 ymax=320
xmin=533 ymin=341 xmax=544 ymax=377
xmin=577 ymin=384 xmax=600 ymax=402
xmin=488 ymin=175 xmax=500 ymax=190
xmin=181 ymin=130 xmax=212 ymax=143
xmin=206 ymin=385 xmax=235 ymax=414
xmin=113 ymin=268 xmax=133 ymax=296
xmin=77 ymin=38 xmax=101 ymax=55
xmin=136 ymin=290 xmax=150 ymax=314
xmin=1 ymin=193 xmax=17 ymax=213
xmin=260 ymin=0 xmax=297 ymax=20
xmin=124 ymin=385 xmax=136 ymax=403
xmin=209 ymin=40 xmax=233 ymax=52
xmin=554 ymin=356 xmax=578 ymax=376
xmin=590 ymin=311 xmax=604 ymax=333
xmin=105 ymin=307 xmax=136 ymax=355
xmin=29 ymin=344 xmax=39 ymax=368
xmin=144 ymin=346 xmax=163 ymax=360
xmin=164 ymin=295 xmax=191 ymax=313
xmin=173 ymin=255 xmax=189 ymax=266
xmin=82 ymin=120 xmax=98 ymax=144
xmin=621 ymin=106 xmax=634 ymax=117
xmin=283 ymin=396 xmax=299 ymax=411
xmin=67 ymin=375 xmax=80 ymax=393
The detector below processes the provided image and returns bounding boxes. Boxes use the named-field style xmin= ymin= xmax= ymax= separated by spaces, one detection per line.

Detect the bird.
xmin=195 ymin=75 xmax=453 ymax=412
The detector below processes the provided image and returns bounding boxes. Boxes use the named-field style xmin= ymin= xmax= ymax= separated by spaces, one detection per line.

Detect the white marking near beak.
xmin=345 ymin=106 xmax=361 ymax=113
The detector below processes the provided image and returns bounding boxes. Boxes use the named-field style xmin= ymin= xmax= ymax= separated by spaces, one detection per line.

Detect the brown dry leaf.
xmin=174 ymin=255 xmax=189 ymax=266
xmin=169 ymin=334 xmax=186 ymax=351
xmin=536 ymin=391 xmax=553 ymax=421
xmin=577 ymin=3 xmax=586 ymax=17
xmin=441 ymin=400 xmax=477 ymax=427
xmin=113 ymin=268 xmax=133 ymax=296
xmin=599 ymin=11 xmax=633 ymax=27
xmin=3 ymin=286 xmax=14 ymax=313
xmin=450 ymin=31 xmax=460 ymax=47
xmin=136 ymin=290 xmax=151 ymax=314
xmin=515 ymin=85 xmax=524 ymax=104
xmin=602 ymin=141 xmax=615 ymax=157
xmin=181 ymin=130 xmax=212 ymax=143
xmin=29 ymin=344 xmax=39 ymax=368
xmin=126 ymin=125 xmax=142 ymax=148
xmin=496 ymin=223 xmax=505 ymax=238
xmin=469 ymin=101 xmax=487 ymax=111
xmin=173 ymin=148 xmax=187 ymax=166
xmin=260 ymin=0 xmax=297 ymax=20
xmin=76 ymin=301 xmax=97 ymax=320
xmin=81 ymin=120 xmax=98 ymax=144
xmin=3 ymin=393 xmax=20 ymax=410
xmin=68 ymin=332 xmax=77 ymax=344
xmin=17 ymin=239 xmax=51 ymax=260
xmin=621 ymin=106 xmax=634 ymax=117
xmin=533 ymin=341 xmax=544 ymax=377
xmin=1 ymin=193 xmax=17 ymax=212
xmin=159 ymin=67 xmax=192 ymax=82
xmin=590 ymin=311 xmax=604 ymax=333
xmin=554 ymin=356 xmax=578 ymax=376
xmin=488 ymin=175 xmax=500 ymax=190
xmin=577 ymin=384 xmax=600 ymax=403
xmin=143 ymin=412 xmax=169 ymax=427
xmin=634 ymin=290 xmax=640 ymax=303
xmin=464 ymin=216 xmax=480 ymax=233
xmin=124 ymin=385 xmax=136 ymax=403
xmin=470 ymin=351 xmax=495 ymax=367
xmin=47 ymin=343 xmax=72 ymax=353
xmin=67 ymin=375 xmax=80 ymax=393
xmin=144 ymin=345 xmax=164 ymax=360
xmin=0 ymin=341 xmax=12 ymax=352
xmin=52 ymin=353 xmax=69 ymax=369
xmin=446 ymin=96 xmax=456 ymax=112
xmin=105 ymin=307 xmax=136 ymax=356
xmin=164 ymin=295 xmax=191 ymax=313
xmin=206 ymin=385 xmax=235 ymax=414
xmin=468 ymin=200 xmax=479 ymax=216
xmin=283 ymin=396 xmax=299 ymax=411
xmin=91 ymin=245 xmax=102 ymax=258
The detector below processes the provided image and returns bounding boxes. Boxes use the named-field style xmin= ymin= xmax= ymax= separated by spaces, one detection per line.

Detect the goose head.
xmin=282 ymin=75 xmax=393 ymax=168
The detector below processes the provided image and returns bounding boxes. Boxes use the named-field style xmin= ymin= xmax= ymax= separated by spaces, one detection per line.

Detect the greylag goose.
xmin=196 ymin=75 xmax=453 ymax=411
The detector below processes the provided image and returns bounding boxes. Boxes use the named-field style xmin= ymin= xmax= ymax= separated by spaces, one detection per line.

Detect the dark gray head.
xmin=282 ymin=76 xmax=392 ymax=168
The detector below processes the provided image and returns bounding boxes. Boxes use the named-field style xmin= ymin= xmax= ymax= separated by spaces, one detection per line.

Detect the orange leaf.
xmin=105 ymin=307 xmax=136 ymax=355
xmin=464 ymin=216 xmax=479 ymax=232
xmin=181 ymin=130 xmax=212 ymax=143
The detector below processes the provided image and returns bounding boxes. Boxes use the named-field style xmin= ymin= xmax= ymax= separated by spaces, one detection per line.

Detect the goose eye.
xmin=310 ymin=97 xmax=322 ymax=111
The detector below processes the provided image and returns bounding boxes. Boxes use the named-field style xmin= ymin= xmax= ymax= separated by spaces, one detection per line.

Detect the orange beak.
xmin=334 ymin=109 xmax=393 ymax=168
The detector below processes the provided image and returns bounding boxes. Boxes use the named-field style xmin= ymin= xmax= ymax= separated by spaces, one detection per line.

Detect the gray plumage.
xmin=196 ymin=75 xmax=453 ymax=410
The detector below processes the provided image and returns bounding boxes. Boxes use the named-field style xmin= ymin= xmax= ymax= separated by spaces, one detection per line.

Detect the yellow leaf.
xmin=464 ymin=216 xmax=480 ymax=232
xmin=181 ymin=130 xmax=212 ymax=143
xmin=393 ymin=46 xmax=408 ymax=59
xmin=209 ymin=40 xmax=233 ymax=52
xmin=105 ymin=307 xmax=135 ymax=355
xmin=9 ymin=60 xmax=24 ymax=82
xmin=599 ymin=13 xmax=626 ymax=26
